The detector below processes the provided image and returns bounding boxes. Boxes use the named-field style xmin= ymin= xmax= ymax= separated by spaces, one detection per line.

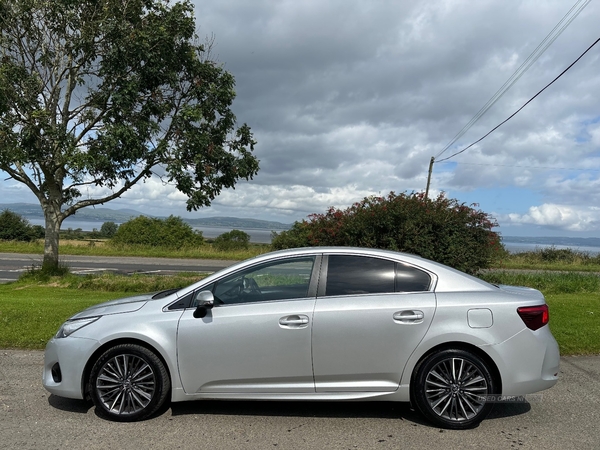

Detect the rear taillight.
xmin=517 ymin=304 xmax=549 ymax=331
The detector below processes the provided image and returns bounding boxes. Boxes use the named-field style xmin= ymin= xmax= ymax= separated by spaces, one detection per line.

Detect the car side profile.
xmin=43 ymin=247 xmax=560 ymax=429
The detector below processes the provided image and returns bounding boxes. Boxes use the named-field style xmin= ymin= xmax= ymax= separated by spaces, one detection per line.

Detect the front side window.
xmin=213 ymin=256 xmax=316 ymax=305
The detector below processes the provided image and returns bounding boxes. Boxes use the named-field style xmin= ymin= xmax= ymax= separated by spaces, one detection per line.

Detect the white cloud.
xmin=507 ymin=204 xmax=600 ymax=232
xmin=590 ymin=123 xmax=600 ymax=147
xmin=206 ymin=183 xmax=380 ymax=221
xmin=3 ymin=0 xmax=600 ymax=236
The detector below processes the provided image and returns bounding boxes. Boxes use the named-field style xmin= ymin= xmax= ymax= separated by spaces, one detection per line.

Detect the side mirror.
xmin=193 ymin=291 xmax=215 ymax=319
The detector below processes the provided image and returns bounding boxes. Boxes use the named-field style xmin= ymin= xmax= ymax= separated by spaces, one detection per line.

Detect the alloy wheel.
xmin=424 ymin=356 xmax=489 ymax=422
xmin=95 ymin=353 xmax=157 ymax=416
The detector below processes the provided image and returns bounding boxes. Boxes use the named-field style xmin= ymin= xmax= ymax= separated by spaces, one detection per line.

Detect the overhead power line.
xmin=434 ymin=0 xmax=591 ymax=160
xmin=424 ymin=0 xmax=595 ymax=198
xmin=436 ymin=36 xmax=600 ymax=163
xmin=437 ymin=161 xmax=600 ymax=172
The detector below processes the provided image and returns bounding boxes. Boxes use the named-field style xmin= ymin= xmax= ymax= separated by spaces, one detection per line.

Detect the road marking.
xmin=129 ymin=270 xmax=162 ymax=274
xmin=70 ymin=268 xmax=112 ymax=274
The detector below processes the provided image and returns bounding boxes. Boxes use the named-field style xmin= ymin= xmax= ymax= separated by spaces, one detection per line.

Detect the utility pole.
xmin=425 ymin=156 xmax=434 ymax=199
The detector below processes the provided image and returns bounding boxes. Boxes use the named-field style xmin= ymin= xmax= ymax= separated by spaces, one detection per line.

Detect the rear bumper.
xmin=486 ymin=325 xmax=560 ymax=396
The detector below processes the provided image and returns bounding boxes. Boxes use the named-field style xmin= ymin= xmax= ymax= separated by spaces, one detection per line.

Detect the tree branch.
xmin=61 ymin=160 xmax=157 ymax=219
xmin=2 ymin=163 xmax=43 ymax=200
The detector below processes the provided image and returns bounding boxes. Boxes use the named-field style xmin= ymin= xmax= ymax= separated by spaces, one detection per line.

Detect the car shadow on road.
xmin=46 ymin=396 xmax=531 ymax=427
xmin=169 ymin=400 xmax=531 ymax=428
xmin=487 ymin=401 xmax=531 ymax=420
xmin=48 ymin=394 xmax=94 ymax=414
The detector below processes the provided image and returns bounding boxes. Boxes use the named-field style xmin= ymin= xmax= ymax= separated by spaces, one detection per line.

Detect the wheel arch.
xmin=81 ymin=338 xmax=173 ymax=400
xmin=409 ymin=341 xmax=503 ymax=398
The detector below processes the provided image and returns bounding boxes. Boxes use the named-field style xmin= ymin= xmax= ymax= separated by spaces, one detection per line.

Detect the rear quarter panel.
xmin=399 ymin=289 xmax=550 ymax=389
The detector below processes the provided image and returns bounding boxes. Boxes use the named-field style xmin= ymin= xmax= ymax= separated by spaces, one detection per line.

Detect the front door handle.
xmin=279 ymin=315 xmax=309 ymax=328
xmin=393 ymin=310 xmax=424 ymax=323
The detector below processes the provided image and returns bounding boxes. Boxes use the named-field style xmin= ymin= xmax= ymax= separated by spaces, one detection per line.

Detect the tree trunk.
xmin=42 ymin=204 xmax=63 ymax=272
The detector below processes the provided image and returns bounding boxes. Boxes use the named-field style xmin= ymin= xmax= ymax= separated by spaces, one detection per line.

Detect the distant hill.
xmin=185 ymin=216 xmax=290 ymax=230
xmin=0 ymin=203 xmax=144 ymax=223
xmin=0 ymin=203 xmax=291 ymax=231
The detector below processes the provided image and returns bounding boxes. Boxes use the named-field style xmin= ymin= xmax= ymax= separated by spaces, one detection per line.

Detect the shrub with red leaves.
xmin=271 ymin=192 xmax=503 ymax=274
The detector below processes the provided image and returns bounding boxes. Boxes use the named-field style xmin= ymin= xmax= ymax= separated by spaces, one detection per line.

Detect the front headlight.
xmin=55 ymin=316 xmax=100 ymax=338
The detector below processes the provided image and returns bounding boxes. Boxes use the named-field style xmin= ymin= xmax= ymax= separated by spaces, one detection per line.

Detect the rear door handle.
xmin=393 ymin=310 xmax=424 ymax=323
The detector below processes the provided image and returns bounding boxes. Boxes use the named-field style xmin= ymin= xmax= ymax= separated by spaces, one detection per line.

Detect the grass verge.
xmin=18 ymin=270 xmax=208 ymax=292
xmin=545 ymin=293 xmax=600 ymax=355
xmin=479 ymin=270 xmax=600 ymax=294
xmin=0 ymin=286 xmax=127 ymax=349
xmin=4 ymin=241 xmax=600 ymax=272
xmin=0 ymin=272 xmax=208 ymax=349
xmin=1 ymin=270 xmax=598 ymax=354
xmin=0 ymin=239 xmax=269 ymax=261
xmin=492 ymin=247 xmax=600 ymax=272
xmin=479 ymin=271 xmax=600 ymax=354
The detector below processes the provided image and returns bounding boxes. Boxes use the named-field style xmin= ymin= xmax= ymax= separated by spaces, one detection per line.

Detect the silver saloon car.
xmin=43 ymin=247 xmax=559 ymax=429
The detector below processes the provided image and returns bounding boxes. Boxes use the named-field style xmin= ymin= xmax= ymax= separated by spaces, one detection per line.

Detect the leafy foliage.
xmin=272 ymin=192 xmax=503 ymax=273
xmin=110 ymin=215 xmax=203 ymax=248
xmin=100 ymin=221 xmax=119 ymax=238
xmin=0 ymin=0 xmax=258 ymax=269
xmin=0 ymin=209 xmax=44 ymax=241
xmin=213 ymin=229 xmax=250 ymax=251
xmin=525 ymin=246 xmax=600 ymax=264
xmin=61 ymin=228 xmax=85 ymax=240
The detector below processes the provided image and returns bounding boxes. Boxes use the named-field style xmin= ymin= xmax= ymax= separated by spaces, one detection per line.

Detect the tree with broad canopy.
xmin=0 ymin=0 xmax=259 ymax=271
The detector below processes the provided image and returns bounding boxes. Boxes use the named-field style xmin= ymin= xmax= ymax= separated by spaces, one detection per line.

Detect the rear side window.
xmin=324 ymin=255 xmax=431 ymax=296
xmin=395 ymin=262 xmax=431 ymax=292
xmin=326 ymin=255 xmax=395 ymax=296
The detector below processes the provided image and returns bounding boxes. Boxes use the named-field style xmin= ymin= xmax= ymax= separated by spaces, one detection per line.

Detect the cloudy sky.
xmin=3 ymin=0 xmax=600 ymax=237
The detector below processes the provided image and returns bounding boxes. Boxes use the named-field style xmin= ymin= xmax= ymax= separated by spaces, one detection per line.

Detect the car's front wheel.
xmin=89 ymin=344 xmax=170 ymax=421
xmin=412 ymin=349 xmax=496 ymax=429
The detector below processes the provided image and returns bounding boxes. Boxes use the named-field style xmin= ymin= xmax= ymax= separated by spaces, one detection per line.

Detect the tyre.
xmin=412 ymin=349 xmax=496 ymax=429
xmin=89 ymin=344 xmax=170 ymax=421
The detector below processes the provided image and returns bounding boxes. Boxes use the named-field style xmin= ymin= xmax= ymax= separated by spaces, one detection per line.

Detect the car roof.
xmin=179 ymin=246 xmax=493 ymax=296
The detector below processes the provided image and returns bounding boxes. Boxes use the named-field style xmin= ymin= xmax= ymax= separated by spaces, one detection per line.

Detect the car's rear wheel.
xmin=412 ymin=349 xmax=496 ymax=429
xmin=89 ymin=344 xmax=170 ymax=421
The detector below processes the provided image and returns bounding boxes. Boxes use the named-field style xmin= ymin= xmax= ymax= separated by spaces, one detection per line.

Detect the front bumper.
xmin=43 ymin=336 xmax=100 ymax=399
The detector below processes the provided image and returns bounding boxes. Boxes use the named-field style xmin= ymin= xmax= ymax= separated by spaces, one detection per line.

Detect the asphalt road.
xmin=0 ymin=351 xmax=598 ymax=449
xmin=0 ymin=252 xmax=238 ymax=283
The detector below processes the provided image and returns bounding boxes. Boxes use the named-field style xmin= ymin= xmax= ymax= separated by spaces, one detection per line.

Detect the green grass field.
xmin=545 ymin=293 xmax=600 ymax=355
xmin=480 ymin=271 xmax=600 ymax=354
xmin=493 ymin=246 xmax=600 ymax=272
xmin=0 ymin=270 xmax=598 ymax=354
xmin=0 ymin=244 xmax=599 ymax=354
xmin=0 ymin=239 xmax=269 ymax=261
xmin=0 ymin=272 xmax=208 ymax=349
xmin=0 ymin=286 xmax=127 ymax=349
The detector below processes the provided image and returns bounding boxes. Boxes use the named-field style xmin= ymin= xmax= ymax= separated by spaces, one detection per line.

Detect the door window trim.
xmin=317 ymin=254 xmax=434 ymax=297
xmin=209 ymin=254 xmax=322 ymax=307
